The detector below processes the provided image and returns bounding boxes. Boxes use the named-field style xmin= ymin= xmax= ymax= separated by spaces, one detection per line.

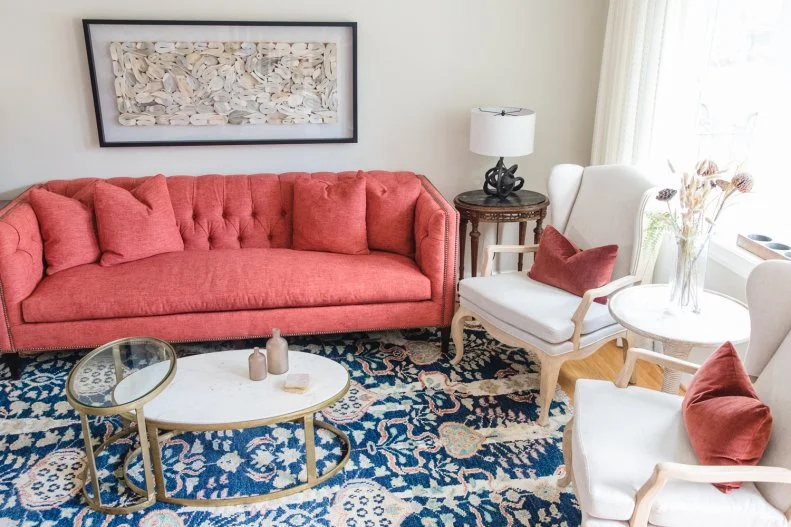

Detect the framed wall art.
xmin=82 ymin=19 xmax=357 ymax=147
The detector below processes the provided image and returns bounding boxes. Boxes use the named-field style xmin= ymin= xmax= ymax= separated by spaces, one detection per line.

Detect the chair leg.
xmin=439 ymin=326 xmax=450 ymax=355
xmin=558 ymin=416 xmax=574 ymax=488
xmin=538 ymin=357 xmax=562 ymax=426
xmin=450 ymin=306 xmax=474 ymax=365
xmin=4 ymin=353 xmax=21 ymax=380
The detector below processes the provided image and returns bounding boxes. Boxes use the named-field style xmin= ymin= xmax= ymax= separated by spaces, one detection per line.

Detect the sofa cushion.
xmin=683 ymin=342 xmax=773 ymax=492
xmin=28 ymin=187 xmax=100 ymax=275
xmin=292 ymin=175 xmax=369 ymax=255
xmin=43 ymin=172 xmax=425 ymax=255
xmin=459 ymin=273 xmax=617 ymax=344
xmin=572 ymin=379 xmax=786 ymax=527
xmin=94 ymin=175 xmax=184 ymax=265
xmin=22 ymin=249 xmax=432 ymax=323
xmin=366 ymin=171 xmax=422 ymax=257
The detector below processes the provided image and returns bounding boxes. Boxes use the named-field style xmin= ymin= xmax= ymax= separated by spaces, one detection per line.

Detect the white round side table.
xmin=609 ymin=284 xmax=750 ymax=393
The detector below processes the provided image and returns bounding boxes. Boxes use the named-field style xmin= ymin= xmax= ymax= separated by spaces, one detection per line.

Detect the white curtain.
xmin=592 ymin=1 xmax=791 ymax=174
xmin=590 ymin=0 xmax=681 ymax=166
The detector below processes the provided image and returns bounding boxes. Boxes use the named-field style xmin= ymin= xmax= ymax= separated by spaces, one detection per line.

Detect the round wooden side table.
xmin=609 ymin=284 xmax=750 ymax=394
xmin=454 ymin=189 xmax=549 ymax=278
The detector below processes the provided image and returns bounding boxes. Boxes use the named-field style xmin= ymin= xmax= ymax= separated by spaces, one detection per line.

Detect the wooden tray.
xmin=737 ymin=234 xmax=791 ymax=261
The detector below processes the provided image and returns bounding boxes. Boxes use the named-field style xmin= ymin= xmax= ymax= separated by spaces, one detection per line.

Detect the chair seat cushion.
xmin=22 ymin=248 xmax=431 ymax=323
xmin=459 ymin=273 xmax=617 ymax=344
xmin=573 ymin=379 xmax=786 ymax=527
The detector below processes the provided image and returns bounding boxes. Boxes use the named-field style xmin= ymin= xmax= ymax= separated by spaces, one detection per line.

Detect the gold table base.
xmin=119 ymin=415 xmax=350 ymax=507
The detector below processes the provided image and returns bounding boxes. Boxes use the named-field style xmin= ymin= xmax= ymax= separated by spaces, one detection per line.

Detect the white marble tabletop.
xmin=609 ymin=284 xmax=750 ymax=347
xmin=114 ymin=349 xmax=349 ymax=428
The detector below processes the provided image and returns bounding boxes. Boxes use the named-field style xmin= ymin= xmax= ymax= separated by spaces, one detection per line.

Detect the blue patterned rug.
xmin=0 ymin=328 xmax=578 ymax=526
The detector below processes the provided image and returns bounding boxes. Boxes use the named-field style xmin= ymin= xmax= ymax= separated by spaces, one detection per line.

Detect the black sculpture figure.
xmin=483 ymin=157 xmax=524 ymax=198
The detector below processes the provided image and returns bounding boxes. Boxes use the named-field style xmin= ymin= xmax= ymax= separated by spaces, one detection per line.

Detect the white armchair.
xmin=560 ymin=260 xmax=791 ymax=527
xmin=451 ymin=164 xmax=660 ymax=425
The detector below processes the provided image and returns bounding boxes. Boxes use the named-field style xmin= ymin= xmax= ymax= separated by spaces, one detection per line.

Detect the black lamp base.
xmin=483 ymin=157 xmax=524 ymax=198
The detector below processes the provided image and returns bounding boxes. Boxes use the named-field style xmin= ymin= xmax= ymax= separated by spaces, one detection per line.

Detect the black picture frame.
xmin=82 ymin=19 xmax=358 ymax=147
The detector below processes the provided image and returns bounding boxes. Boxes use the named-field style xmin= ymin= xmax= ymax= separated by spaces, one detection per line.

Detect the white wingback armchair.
xmin=451 ymin=164 xmax=660 ymax=425
xmin=560 ymin=260 xmax=791 ymax=527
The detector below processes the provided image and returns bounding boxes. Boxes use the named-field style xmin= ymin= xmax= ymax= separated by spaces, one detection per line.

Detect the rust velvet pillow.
xmin=94 ymin=175 xmax=184 ymax=266
xmin=682 ymin=342 xmax=773 ymax=493
xmin=292 ymin=176 xmax=369 ymax=255
xmin=29 ymin=187 xmax=100 ymax=275
xmin=528 ymin=225 xmax=618 ymax=303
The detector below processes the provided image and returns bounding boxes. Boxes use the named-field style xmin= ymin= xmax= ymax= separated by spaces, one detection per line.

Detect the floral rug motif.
xmin=0 ymin=328 xmax=579 ymax=526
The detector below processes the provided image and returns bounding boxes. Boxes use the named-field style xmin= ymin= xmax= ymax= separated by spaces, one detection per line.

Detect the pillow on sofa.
xmin=292 ymin=176 xmax=369 ymax=255
xmin=94 ymin=175 xmax=184 ymax=266
xmin=29 ymin=187 xmax=100 ymax=275
xmin=365 ymin=171 xmax=422 ymax=257
xmin=528 ymin=225 xmax=618 ymax=303
xmin=683 ymin=341 xmax=773 ymax=493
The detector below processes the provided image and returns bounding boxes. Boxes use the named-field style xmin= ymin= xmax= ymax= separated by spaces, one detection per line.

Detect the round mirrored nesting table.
xmin=609 ymin=285 xmax=750 ymax=393
xmin=66 ymin=337 xmax=177 ymax=514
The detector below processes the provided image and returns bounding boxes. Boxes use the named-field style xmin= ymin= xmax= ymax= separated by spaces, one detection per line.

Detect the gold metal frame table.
xmin=117 ymin=348 xmax=351 ymax=507
xmin=66 ymin=337 xmax=177 ymax=515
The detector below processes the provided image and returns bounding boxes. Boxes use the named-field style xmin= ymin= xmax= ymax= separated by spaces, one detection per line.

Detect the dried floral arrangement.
xmin=656 ymin=159 xmax=754 ymax=239
xmin=652 ymin=159 xmax=754 ymax=311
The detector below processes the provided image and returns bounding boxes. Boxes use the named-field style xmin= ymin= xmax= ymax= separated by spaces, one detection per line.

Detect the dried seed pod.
xmin=731 ymin=172 xmax=754 ymax=193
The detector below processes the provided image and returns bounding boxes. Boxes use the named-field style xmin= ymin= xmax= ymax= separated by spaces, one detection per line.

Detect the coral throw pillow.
xmin=682 ymin=342 xmax=773 ymax=493
xmin=292 ymin=176 xmax=369 ymax=255
xmin=29 ymin=187 xmax=101 ymax=275
xmin=365 ymin=172 xmax=422 ymax=257
xmin=94 ymin=175 xmax=184 ymax=266
xmin=528 ymin=225 xmax=618 ymax=303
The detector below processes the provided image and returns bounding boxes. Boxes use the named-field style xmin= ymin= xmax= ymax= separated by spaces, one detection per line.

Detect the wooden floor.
xmin=558 ymin=340 xmax=667 ymax=402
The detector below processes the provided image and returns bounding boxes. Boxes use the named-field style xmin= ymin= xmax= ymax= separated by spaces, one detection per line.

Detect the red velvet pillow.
xmin=292 ymin=176 xmax=369 ymax=255
xmin=94 ymin=175 xmax=184 ymax=266
xmin=528 ymin=225 xmax=618 ymax=303
xmin=683 ymin=342 xmax=773 ymax=493
xmin=29 ymin=187 xmax=101 ymax=274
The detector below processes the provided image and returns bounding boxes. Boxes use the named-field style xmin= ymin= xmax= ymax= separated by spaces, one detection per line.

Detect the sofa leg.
xmin=439 ymin=326 xmax=451 ymax=356
xmin=4 ymin=353 xmax=21 ymax=380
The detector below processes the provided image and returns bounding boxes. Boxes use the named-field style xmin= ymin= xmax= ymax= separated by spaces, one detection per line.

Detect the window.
xmin=645 ymin=0 xmax=791 ymax=239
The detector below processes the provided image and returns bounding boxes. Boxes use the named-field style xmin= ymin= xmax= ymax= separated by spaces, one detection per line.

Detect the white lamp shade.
xmin=469 ymin=107 xmax=536 ymax=158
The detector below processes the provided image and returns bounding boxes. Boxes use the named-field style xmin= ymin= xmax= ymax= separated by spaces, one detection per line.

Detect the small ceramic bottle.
xmin=267 ymin=328 xmax=289 ymax=374
xmin=248 ymin=347 xmax=267 ymax=381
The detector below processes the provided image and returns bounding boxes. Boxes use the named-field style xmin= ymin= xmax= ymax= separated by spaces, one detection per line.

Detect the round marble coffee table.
xmin=116 ymin=348 xmax=350 ymax=506
xmin=609 ymin=285 xmax=750 ymax=393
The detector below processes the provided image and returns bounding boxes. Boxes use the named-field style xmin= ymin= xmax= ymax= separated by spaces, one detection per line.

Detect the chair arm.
xmin=615 ymin=347 xmax=701 ymax=388
xmin=570 ymin=275 xmax=641 ymax=346
xmin=482 ymin=244 xmax=539 ymax=276
xmin=630 ymin=462 xmax=791 ymax=526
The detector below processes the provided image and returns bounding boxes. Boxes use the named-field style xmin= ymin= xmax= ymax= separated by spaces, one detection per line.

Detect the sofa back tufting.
xmin=43 ymin=170 xmax=424 ymax=256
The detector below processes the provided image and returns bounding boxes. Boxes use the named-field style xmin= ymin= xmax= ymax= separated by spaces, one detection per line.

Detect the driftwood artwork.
xmin=110 ymin=41 xmax=338 ymax=126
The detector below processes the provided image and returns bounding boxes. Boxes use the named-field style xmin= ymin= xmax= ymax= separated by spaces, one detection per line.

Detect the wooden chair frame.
xmin=559 ymin=347 xmax=791 ymax=526
xmin=451 ymin=243 xmax=642 ymax=425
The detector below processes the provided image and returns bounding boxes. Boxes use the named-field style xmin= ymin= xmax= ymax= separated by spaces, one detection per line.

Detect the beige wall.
xmin=0 ymin=1 xmax=608 ymax=271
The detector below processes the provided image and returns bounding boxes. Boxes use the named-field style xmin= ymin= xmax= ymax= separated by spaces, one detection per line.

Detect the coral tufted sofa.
xmin=0 ymin=171 xmax=457 ymax=376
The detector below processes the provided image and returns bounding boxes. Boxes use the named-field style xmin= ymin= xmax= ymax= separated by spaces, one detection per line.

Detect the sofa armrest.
xmin=414 ymin=176 xmax=458 ymax=326
xmin=0 ymin=191 xmax=45 ymax=352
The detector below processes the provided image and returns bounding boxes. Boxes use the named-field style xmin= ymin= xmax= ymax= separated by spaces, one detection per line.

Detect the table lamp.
xmin=469 ymin=107 xmax=536 ymax=198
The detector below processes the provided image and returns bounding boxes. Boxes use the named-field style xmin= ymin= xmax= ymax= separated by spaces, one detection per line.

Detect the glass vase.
xmin=668 ymin=229 xmax=712 ymax=314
